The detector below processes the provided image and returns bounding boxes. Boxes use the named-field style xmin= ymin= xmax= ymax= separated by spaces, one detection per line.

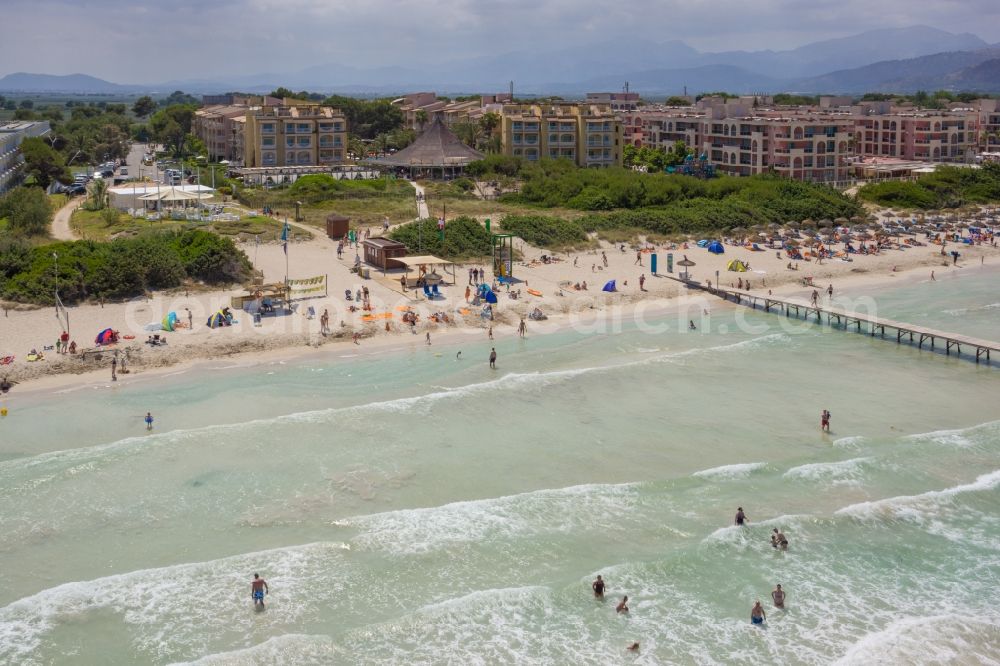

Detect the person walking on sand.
xmin=465 ymin=285 xmax=471 ymax=303
xmin=426 ymin=332 xmax=431 ymax=345
xmin=639 ymin=274 xmax=646 ymax=291
xmin=735 ymin=506 xmax=748 ymax=526
xmin=251 ymin=573 xmax=269 ymax=609
xmin=634 ymin=250 xmax=642 ymax=266
xmin=931 ymin=270 xmax=936 ymax=281
xmin=186 ymin=308 xmax=193 ymax=330
xmin=827 ymin=284 xmax=833 ymax=299
xmin=144 ymin=412 xmax=154 ymax=431
xmin=811 ymin=289 xmax=819 ymax=307
xmin=488 ymin=326 xmax=493 ymax=340
xmin=821 ymin=409 xmax=831 ymax=432
xmin=751 ymin=600 xmax=766 ymax=625
xmin=518 ymin=318 xmax=526 ymax=338
xmin=489 ymin=347 xmax=497 ymax=369
xmin=111 ymin=355 xmax=118 ymax=382
xmin=602 ymin=251 xmax=608 ymax=268
xmin=320 ymin=309 xmax=330 ymax=336
xmin=592 ymin=575 xmax=605 ymax=599
xmin=771 ymin=584 xmax=786 ymax=608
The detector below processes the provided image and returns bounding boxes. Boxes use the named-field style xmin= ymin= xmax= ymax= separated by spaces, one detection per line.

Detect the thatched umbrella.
xmin=801 ymin=218 xmax=816 ymax=229
xmin=677 ymin=255 xmax=696 ymax=280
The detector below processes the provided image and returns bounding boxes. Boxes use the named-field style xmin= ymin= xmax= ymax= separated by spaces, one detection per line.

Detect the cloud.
xmin=1 ymin=0 xmax=998 ymax=83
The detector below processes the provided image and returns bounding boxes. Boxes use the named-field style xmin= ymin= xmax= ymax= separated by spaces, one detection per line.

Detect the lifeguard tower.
xmin=492 ymin=233 xmax=515 ymax=281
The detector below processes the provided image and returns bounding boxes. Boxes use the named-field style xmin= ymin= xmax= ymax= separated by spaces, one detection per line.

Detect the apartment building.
xmin=0 ymin=121 xmax=50 ymax=194
xmin=587 ymin=92 xmax=642 ymax=146
xmin=641 ymin=110 xmax=705 ymax=151
xmin=855 ymin=111 xmax=978 ymax=162
xmin=500 ymin=103 xmax=623 ymax=168
xmin=243 ymin=102 xmax=348 ymax=168
xmin=194 ymin=105 xmax=248 ymax=163
xmin=700 ymin=116 xmax=855 ymax=182
xmin=393 ymin=92 xmax=507 ymax=131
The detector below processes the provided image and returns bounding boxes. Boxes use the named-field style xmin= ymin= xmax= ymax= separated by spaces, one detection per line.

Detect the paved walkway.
xmin=51 ymin=195 xmax=86 ymax=241
xmin=410 ymin=181 xmax=430 ymax=219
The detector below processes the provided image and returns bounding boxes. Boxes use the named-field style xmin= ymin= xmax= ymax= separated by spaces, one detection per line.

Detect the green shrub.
xmin=0 ymin=229 xmax=251 ymax=305
xmin=388 ymin=216 xmax=492 ymax=260
xmin=858 ymin=164 xmax=1000 ymax=209
xmin=499 ymin=215 xmax=589 ymax=249
xmin=0 ymin=186 xmax=53 ymax=237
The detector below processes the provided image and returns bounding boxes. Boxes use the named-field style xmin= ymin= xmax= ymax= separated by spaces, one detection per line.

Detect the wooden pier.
xmin=709 ymin=286 xmax=998 ymax=365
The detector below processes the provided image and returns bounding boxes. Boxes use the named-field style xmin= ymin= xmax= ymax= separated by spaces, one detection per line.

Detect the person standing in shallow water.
xmin=751 ymin=600 xmax=766 ymax=625
xmin=735 ymin=507 xmax=748 ymax=526
xmin=821 ymin=409 xmax=831 ymax=432
xmin=251 ymin=573 xmax=268 ymax=609
xmin=489 ymin=348 xmax=497 ymax=369
xmin=592 ymin=575 xmax=605 ymax=599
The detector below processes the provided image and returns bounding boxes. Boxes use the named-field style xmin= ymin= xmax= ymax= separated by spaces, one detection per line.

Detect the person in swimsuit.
xmin=735 ymin=507 xmax=747 ymax=526
xmin=751 ymin=600 xmax=766 ymax=625
xmin=626 ymin=643 xmax=640 ymax=652
xmin=771 ymin=584 xmax=785 ymax=608
xmin=616 ymin=595 xmax=629 ymax=613
xmin=144 ymin=412 xmax=154 ymax=431
xmin=489 ymin=348 xmax=497 ymax=369
xmin=821 ymin=409 xmax=831 ymax=432
xmin=775 ymin=529 xmax=788 ymax=550
xmin=592 ymin=575 xmax=605 ymax=599
xmin=251 ymin=573 xmax=269 ymax=609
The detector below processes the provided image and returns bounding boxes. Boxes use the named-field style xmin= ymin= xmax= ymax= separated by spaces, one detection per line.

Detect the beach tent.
xmin=477 ymin=284 xmax=498 ymax=304
xmin=94 ymin=328 xmax=117 ymax=345
xmin=727 ymin=260 xmax=749 ymax=272
xmin=206 ymin=310 xmax=232 ymax=329
xmin=602 ymin=280 xmax=617 ymax=292
xmin=162 ymin=311 xmax=179 ymax=332
xmin=696 ymin=239 xmax=709 ymax=247
xmin=707 ymin=241 xmax=725 ymax=254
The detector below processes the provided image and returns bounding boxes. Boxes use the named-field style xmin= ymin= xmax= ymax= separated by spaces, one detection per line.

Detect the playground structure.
xmin=667 ymin=153 xmax=716 ymax=178
xmin=493 ymin=233 xmax=515 ymax=281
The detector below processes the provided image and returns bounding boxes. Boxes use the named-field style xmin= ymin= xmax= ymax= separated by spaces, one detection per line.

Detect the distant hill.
xmin=1 ymin=26 xmax=997 ymax=96
xmin=0 ymin=72 xmax=140 ymax=93
xmin=791 ymin=48 xmax=1000 ymax=93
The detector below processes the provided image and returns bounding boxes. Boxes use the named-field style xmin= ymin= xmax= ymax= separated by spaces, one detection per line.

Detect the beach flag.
xmin=281 ymin=221 xmax=289 ymax=255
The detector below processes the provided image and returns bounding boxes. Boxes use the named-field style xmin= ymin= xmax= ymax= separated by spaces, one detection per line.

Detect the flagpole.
xmin=283 ymin=217 xmax=289 ymax=284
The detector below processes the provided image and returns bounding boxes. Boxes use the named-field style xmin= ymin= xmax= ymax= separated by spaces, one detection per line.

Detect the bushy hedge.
xmin=288 ymin=173 xmax=393 ymax=195
xmin=504 ymin=163 xmax=863 ymax=221
xmin=858 ymin=163 xmax=1000 ymax=209
xmin=388 ymin=216 xmax=492 ymax=260
xmin=0 ymin=229 xmax=252 ymax=304
xmin=499 ymin=215 xmax=589 ymax=249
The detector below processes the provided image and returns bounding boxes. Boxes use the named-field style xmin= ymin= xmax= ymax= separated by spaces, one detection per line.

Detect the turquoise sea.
xmin=1 ymin=267 xmax=998 ymax=665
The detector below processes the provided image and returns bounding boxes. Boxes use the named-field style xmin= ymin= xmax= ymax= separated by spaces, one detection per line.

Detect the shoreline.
xmin=5 ymin=252 xmax=997 ymax=399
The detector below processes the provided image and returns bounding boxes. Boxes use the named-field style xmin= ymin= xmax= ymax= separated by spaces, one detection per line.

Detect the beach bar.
xmin=363 ymin=237 xmax=408 ymax=270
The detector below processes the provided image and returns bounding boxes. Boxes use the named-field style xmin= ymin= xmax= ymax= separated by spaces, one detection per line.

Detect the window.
xmin=318 ymin=123 xmax=334 ymax=132
xmin=262 ymin=137 xmax=275 ymax=148
xmin=297 ymin=123 xmax=310 ymax=133
xmin=285 ymin=123 xmax=297 ymax=134
xmin=285 ymin=151 xmax=296 ymax=163
xmin=262 ymin=151 xmax=275 ymax=165
xmin=261 ymin=123 xmax=276 ymax=134
xmin=297 ymin=137 xmax=311 ymax=148
xmin=286 ymin=137 xmax=295 ymax=148
xmin=298 ymin=150 xmax=311 ymax=164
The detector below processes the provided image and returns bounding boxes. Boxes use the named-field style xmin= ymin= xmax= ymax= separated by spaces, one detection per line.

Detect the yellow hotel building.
xmin=500 ymin=103 xmax=623 ymax=168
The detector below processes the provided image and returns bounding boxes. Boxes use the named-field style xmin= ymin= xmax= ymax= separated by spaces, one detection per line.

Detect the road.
xmin=51 ymin=195 xmax=86 ymax=241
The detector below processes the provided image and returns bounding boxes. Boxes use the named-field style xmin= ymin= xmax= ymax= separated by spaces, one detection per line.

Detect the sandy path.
xmin=50 ymin=195 xmax=85 ymax=241
xmin=410 ymin=181 xmax=430 ymax=219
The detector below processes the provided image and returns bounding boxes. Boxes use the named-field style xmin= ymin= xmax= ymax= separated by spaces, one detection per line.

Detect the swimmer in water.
xmin=592 ymin=575 xmax=605 ymax=599
xmin=626 ymin=642 xmax=640 ymax=652
xmin=771 ymin=584 xmax=785 ymax=608
xmin=616 ymin=595 xmax=629 ymax=613
xmin=456 ymin=351 xmax=462 ymax=360
xmin=751 ymin=600 xmax=766 ymax=625
xmin=251 ymin=573 xmax=269 ymax=609
xmin=735 ymin=506 xmax=748 ymax=526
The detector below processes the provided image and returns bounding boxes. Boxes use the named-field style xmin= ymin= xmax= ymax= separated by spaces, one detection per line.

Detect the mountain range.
xmin=1 ymin=26 xmax=998 ymax=96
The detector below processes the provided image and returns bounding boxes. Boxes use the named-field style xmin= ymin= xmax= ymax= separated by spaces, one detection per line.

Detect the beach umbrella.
xmin=801 ymin=218 xmax=816 ymax=228
xmin=677 ymin=255 xmax=696 ymax=267
xmin=835 ymin=217 xmax=850 ymax=225
xmin=818 ymin=218 xmax=833 ymax=228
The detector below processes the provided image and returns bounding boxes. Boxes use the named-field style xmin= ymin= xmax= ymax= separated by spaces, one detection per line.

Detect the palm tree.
xmin=415 ymin=109 xmax=429 ymax=132
xmin=478 ymin=112 xmax=501 ymax=152
xmin=89 ymin=178 xmax=109 ymax=210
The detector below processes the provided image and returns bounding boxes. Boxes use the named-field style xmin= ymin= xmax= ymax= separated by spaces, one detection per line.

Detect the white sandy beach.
xmin=2 ymin=214 xmax=998 ymax=394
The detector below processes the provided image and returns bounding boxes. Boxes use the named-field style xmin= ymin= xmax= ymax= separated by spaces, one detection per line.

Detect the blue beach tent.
xmin=602 ymin=280 xmax=617 ymax=292
xmin=707 ymin=241 xmax=724 ymax=254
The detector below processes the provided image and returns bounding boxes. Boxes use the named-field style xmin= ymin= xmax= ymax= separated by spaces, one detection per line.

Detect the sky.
xmin=3 ymin=0 xmax=999 ymax=82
